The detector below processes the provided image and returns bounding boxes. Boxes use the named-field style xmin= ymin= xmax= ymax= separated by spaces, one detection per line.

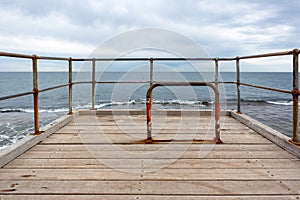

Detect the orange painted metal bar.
xmin=146 ymin=82 xmax=222 ymax=144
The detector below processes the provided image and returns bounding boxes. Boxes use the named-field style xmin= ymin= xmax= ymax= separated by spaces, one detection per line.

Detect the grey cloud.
xmin=0 ymin=0 xmax=299 ymax=71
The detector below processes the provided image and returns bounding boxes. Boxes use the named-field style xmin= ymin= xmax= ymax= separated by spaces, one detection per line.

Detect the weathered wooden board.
xmin=16 ymin=149 xmax=295 ymax=159
xmin=30 ymin=144 xmax=281 ymax=152
xmin=0 ymin=169 xmax=299 ymax=181
xmin=40 ymin=133 xmax=271 ymax=144
xmin=0 ymin=180 xmax=299 ymax=194
xmin=0 ymin=195 xmax=299 ymax=200
xmin=4 ymin=158 xmax=300 ymax=169
xmin=56 ymin=126 xmax=251 ymax=134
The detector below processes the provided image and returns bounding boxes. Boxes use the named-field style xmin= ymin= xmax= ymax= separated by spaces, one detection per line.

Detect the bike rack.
xmin=145 ymin=82 xmax=222 ymax=144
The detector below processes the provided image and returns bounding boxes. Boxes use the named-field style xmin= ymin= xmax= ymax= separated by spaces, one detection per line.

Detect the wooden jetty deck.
xmin=0 ymin=110 xmax=299 ymax=199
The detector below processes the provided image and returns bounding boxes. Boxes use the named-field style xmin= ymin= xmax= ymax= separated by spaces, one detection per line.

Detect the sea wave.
xmin=266 ymin=101 xmax=293 ymax=106
xmin=153 ymin=99 xmax=211 ymax=106
xmin=0 ymin=108 xmax=69 ymax=113
xmin=1 ymin=99 xmax=294 ymax=114
xmin=0 ymin=122 xmax=31 ymax=151
xmin=0 ymin=99 xmax=213 ymax=113
xmin=240 ymin=99 xmax=293 ymax=106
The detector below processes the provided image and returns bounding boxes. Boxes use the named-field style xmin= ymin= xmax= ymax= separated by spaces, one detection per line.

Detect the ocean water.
xmin=0 ymin=72 xmax=295 ymax=149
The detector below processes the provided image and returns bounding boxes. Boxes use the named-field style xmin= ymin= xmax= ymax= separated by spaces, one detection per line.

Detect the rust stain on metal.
xmin=31 ymin=131 xmax=44 ymax=135
xmin=136 ymin=138 xmax=219 ymax=144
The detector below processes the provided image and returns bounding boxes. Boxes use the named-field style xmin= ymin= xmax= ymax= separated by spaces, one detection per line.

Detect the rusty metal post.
xmin=214 ymin=94 xmax=221 ymax=144
xmin=146 ymin=96 xmax=152 ymax=143
xmin=32 ymin=55 xmax=40 ymax=135
xmin=292 ymin=49 xmax=299 ymax=144
xmin=214 ymin=58 xmax=219 ymax=88
xmin=214 ymin=59 xmax=221 ymax=143
xmin=91 ymin=58 xmax=96 ymax=110
xmin=149 ymin=58 xmax=154 ymax=108
xmin=150 ymin=58 xmax=154 ymax=86
xmin=68 ymin=57 xmax=73 ymax=115
xmin=236 ymin=57 xmax=241 ymax=113
xmin=146 ymin=58 xmax=154 ymax=143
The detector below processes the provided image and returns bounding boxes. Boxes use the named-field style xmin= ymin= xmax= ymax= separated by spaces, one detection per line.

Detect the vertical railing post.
xmin=32 ymin=55 xmax=40 ymax=135
xmin=149 ymin=58 xmax=154 ymax=86
xmin=292 ymin=49 xmax=299 ymax=144
xmin=68 ymin=57 xmax=73 ymax=115
xmin=149 ymin=58 xmax=154 ymax=106
xmin=91 ymin=58 xmax=96 ymax=110
xmin=236 ymin=57 xmax=241 ymax=113
xmin=214 ymin=58 xmax=219 ymax=88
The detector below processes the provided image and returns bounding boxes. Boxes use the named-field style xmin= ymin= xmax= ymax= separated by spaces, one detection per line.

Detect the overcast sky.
xmin=0 ymin=0 xmax=299 ymax=71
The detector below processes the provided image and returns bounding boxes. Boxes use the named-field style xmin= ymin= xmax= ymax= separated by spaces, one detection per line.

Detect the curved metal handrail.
xmin=145 ymin=82 xmax=222 ymax=144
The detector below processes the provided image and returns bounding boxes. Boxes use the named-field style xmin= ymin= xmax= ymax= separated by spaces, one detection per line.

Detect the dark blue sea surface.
xmin=0 ymin=72 xmax=295 ymax=149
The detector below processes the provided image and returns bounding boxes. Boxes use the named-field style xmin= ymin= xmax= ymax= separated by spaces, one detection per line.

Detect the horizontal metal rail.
xmin=38 ymin=56 xmax=69 ymax=61
xmin=239 ymin=82 xmax=292 ymax=94
xmin=1 ymin=49 xmax=297 ymax=61
xmin=0 ymin=91 xmax=34 ymax=101
xmin=1 ymin=81 xmax=293 ymax=102
xmin=0 ymin=84 xmax=70 ymax=101
xmin=73 ymin=81 xmax=151 ymax=85
xmin=213 ymin=81 xmax=293 ymax=94
xmin=239 ymin=50 xmax=293 ymax=60
xmin=145 ymin=82 xmax=222 ymax=144
xmin=0 ymin=52 xmax=34 ymax=59
xmin=38 ymin=84 xmax=70 ymax=93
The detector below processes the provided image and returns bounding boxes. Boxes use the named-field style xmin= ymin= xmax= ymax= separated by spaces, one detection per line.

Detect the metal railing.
xmin=0 ymin=49 xmax=299 ymax=144
xmin=145 ymin=82 xmax=222 ymax=144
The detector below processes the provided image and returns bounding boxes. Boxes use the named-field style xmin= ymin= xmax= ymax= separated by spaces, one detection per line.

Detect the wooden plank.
xmin=30 ymin=144 xmax=282 ymax=152
xmin=67 ymin=123 xmax=247 ymax=130
xmin=79 ymin=121 xmax=243 ymax=126
xmin=4 ymin=158 xmax=300 ymax=169
xmin=0 ymin=195 xmax=299 ymax=200
xmin=0 ymin=180 xmax=299 ymax=195
xmin=41 ymin=133 xmax=272 ymax=144
xmin=16 ymin=149 xmax=295 ymax=159
xmin=56 ymin=127 xmax=252 ymax=134
xmin=0 ymin=168 xmax=299 ymax=181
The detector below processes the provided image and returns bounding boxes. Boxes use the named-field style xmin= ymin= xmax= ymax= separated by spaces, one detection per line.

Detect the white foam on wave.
xmin=0 ymin=108 xmax=69 ymax=113
xmin=0 ymin=122 xmax=30 ymax=151
xmin=266 ymin=101 xmax=293 ymax=106
xmin=1 ymin=99 xmax=212 ymax=114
